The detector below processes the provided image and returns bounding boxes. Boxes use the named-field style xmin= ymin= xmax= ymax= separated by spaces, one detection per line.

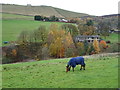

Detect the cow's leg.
xmin=72 ymin=67 xmax=74 ymax=72
xmin=83 ymin=65 xmax=85 ymax=70
xmin=69 ymin=66 xmax=71 ymax=71
xmin=80 ymin=65 xmax=82 ymax=70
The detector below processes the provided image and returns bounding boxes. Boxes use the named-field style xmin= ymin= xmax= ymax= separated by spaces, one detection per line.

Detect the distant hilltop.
xmin=0 ymin=4 xmax=90 ymax=18
xmin=100 ymin=14 xmax=120 ymax=17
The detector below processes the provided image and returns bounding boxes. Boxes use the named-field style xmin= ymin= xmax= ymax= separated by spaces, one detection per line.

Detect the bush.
xmin=100 ymin=40 xmax=107 ymax=49
xmin=65 ymin=48 xmax=75 ymax=58
xmin=105 ymin=43 xmax=120 ymax=53
xmin=76 ymin=42 xmax=85 ymax=56
xmin=2 ymin=57 xmax=14 ymax=64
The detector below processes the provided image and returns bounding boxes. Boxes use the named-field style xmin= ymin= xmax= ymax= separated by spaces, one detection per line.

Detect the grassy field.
xmin=2 ymin=19 xmax=119 ymax=45
xmin=2 ymin=19 xmax=66 ymax=45
xmin=1 ymin=13 xmax=34 ymax=20
xmin=1 ymin=4 xmax=89 ymax=18
xmin=104 ymin=33 xmax=118 ymax=43
xmin=2 ymin=56 xmax=118 ymax=88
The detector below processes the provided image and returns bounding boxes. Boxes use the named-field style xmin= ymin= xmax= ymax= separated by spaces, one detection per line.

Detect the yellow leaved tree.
xmin=93 ymin=39 xmax=100 ymax=54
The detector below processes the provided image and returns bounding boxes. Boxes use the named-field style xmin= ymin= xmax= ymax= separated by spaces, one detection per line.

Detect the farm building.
xmin=75 ymin=35 xmax=100 ymax=43
xmin=58 ymin=18 xmax=68 ymax=22
xmin=109 ymin=29 xmax=120 ymax=34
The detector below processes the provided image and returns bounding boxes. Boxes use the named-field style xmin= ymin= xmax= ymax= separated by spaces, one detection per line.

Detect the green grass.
xmin=2 ymin=19 xmax=66 ymax=45
xmin=2 ymin=19 xmax=118 ymax=45
xmin=103 ymin=33 xmax=118 ymax=43
xmin=1 ymin=13 xmax=34 ymax=20
xmin=55 ymin=7 xmax=89 ymax=18
xmin=2 ymin=56 xmax=118 ymax=88
xmin=1 ymin=4 xmax=90 ymax=18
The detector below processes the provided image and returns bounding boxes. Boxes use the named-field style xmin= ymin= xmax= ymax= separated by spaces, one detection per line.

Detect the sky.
xmin=1 ymin=0 xmax=119 ymax=16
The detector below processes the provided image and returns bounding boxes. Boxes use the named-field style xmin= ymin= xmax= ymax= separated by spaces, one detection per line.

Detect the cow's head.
xmin=66 ymin=65 xmax=71 ymax=72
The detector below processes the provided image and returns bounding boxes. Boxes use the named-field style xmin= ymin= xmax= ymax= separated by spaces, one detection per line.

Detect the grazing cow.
xmin=66 ymin=56 xmax=86 ymax=72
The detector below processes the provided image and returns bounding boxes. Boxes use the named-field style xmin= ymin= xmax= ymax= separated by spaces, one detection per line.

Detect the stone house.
xmin=75 ymin=35 xmax=100 ymax=43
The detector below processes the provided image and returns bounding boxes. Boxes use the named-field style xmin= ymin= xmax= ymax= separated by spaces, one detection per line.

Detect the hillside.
xmin=2 ymin=55 xmax=119 ymax=88
xmin=1 ymin=13 xmax=34 ymax=20
xmin=2 ymin=19 xmax=68 ymax=46
xmin=0 ymin=4 xmax=90 ymax=18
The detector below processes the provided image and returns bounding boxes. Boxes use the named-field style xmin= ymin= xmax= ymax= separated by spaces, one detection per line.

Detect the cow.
xmin=66 ymin=56 xmax=86 ymax=72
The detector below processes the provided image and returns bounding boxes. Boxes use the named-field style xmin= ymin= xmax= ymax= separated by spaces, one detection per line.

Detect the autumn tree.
xmin=17 ymin=31 xmax=29 ymax=44
xmin=48 ymin=24 xmax=76 ymax=58
xmin=87 ymin=43 xmax=95 ymax=55
xmin=78 ymin=24 xmax=96 ymax=35
xmin=29 ymin=25 xmax=48 ymax=60
xmin=99 ymin=40 xmax=108 ymax=52
xmin=48 ymin=29 xmax=65 ymax=58
xmin=100 ymin=40 xmax=107 ymax=49
xmin=78 ymin=24 xmax=85 ymax=35
xmin=61 ymin=24 xmax=79 ymax=51
xmin=61 ymin=24 xmax=79 ymax=37
xmin=17 ymin=25 xmax=48 ymax=60
xmin=17 ymin=31 xmax=30 ymax=58
xmin=48 ymin=29 xmax=68 ymax=58
xmin=97 ymin=21 xmax=111 ymax=38
xmin=3 ymin=46 xmax=20 ymax=64
xmin=76 ymin=42 xmax=85 ymax=56
xmin=93 ymin=39 xmax=100 ymax=54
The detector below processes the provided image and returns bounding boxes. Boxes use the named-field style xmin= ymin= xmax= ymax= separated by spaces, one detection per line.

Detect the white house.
xmin=75 ymin=35 xmax=100 ymax=43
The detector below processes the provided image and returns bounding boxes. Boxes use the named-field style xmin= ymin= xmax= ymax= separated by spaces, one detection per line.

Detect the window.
xmin=88 ymin=40 xmax=90 ymax=42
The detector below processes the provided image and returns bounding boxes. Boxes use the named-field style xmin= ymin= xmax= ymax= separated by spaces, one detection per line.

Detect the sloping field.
xmin=2 ymin=19 xmax=67 ymax=45
xmin=1 ymin=4 xmax=90 ymax=18
xmin=55 ymin=7 xmax=88 ymax=18
xmin=2 ymin=56 xmax=118 ymax=88
xmin=1 ymin=13 xmax=34 ymax=20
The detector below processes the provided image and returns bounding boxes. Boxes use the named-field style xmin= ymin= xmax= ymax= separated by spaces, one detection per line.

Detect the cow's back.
xmin=75 ymin=56 xmax=84 ymax=65
xmin=68 ymin=56 xmax=84 ymax=67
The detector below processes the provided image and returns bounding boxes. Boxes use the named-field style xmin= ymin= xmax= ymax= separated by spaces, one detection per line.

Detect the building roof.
xmin=74 ymin=35 xmax=100 ymax=42
xmin=75 ymin=35 xmax=100 ymax=38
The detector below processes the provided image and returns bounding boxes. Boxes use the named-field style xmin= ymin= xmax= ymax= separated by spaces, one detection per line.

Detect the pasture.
xmin=103 ymin=33 xmax=118 ymax=43
xmin=2 ymin=56 xmax=118 ymax=88
xmin=2 ymin=19 xmax=66 ymax=45
xmin=2 ymin=19 xmax=119 ymax=46
xmin=1 ymin=13 xmax=34 ymax=20
xmin=1 ymin=4 xmax=89 ymax=18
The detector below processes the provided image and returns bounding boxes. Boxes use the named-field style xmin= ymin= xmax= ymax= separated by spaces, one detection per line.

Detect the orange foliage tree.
xmin=12 ymin=49 xmax=17 ymax=57
xmin=93 ymin=39 xmax=100 ymax=54
xmin=100 ymin=40 xmax=107 ymax=49
xmin=48 ymin=24 xmax=74 ymax=58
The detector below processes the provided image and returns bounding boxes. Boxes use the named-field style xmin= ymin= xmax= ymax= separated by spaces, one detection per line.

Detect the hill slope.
xmin=0 ymin=4 xmax=90 ymax=18
xmin=2 ymin=56 xmax=118 ymax=88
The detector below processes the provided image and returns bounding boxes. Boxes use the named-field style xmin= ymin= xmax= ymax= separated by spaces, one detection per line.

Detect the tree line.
xmin=34 ymin=15 xmax=59 ymax=22
xmin=2 ymin=19 xmax=111 ymax=64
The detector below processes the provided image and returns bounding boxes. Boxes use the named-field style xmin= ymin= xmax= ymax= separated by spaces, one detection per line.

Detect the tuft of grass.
xmin=2 ymin=56 xmax=118 ymax=88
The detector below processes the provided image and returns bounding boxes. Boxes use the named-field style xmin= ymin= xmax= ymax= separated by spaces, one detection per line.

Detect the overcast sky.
xmin=1 ymin=0 xmax=119 ymax=16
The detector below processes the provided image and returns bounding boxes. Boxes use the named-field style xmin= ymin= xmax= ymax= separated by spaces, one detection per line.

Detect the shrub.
xmin=93 ymin=39 xmax=100 ymax=54
xmin=100 ymin=40 xmax=107 ymax=49
xmin=76 ymin=42 xmax=85 ymax=56
xmin=105 ymin=43 xmax=120 ymax=53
